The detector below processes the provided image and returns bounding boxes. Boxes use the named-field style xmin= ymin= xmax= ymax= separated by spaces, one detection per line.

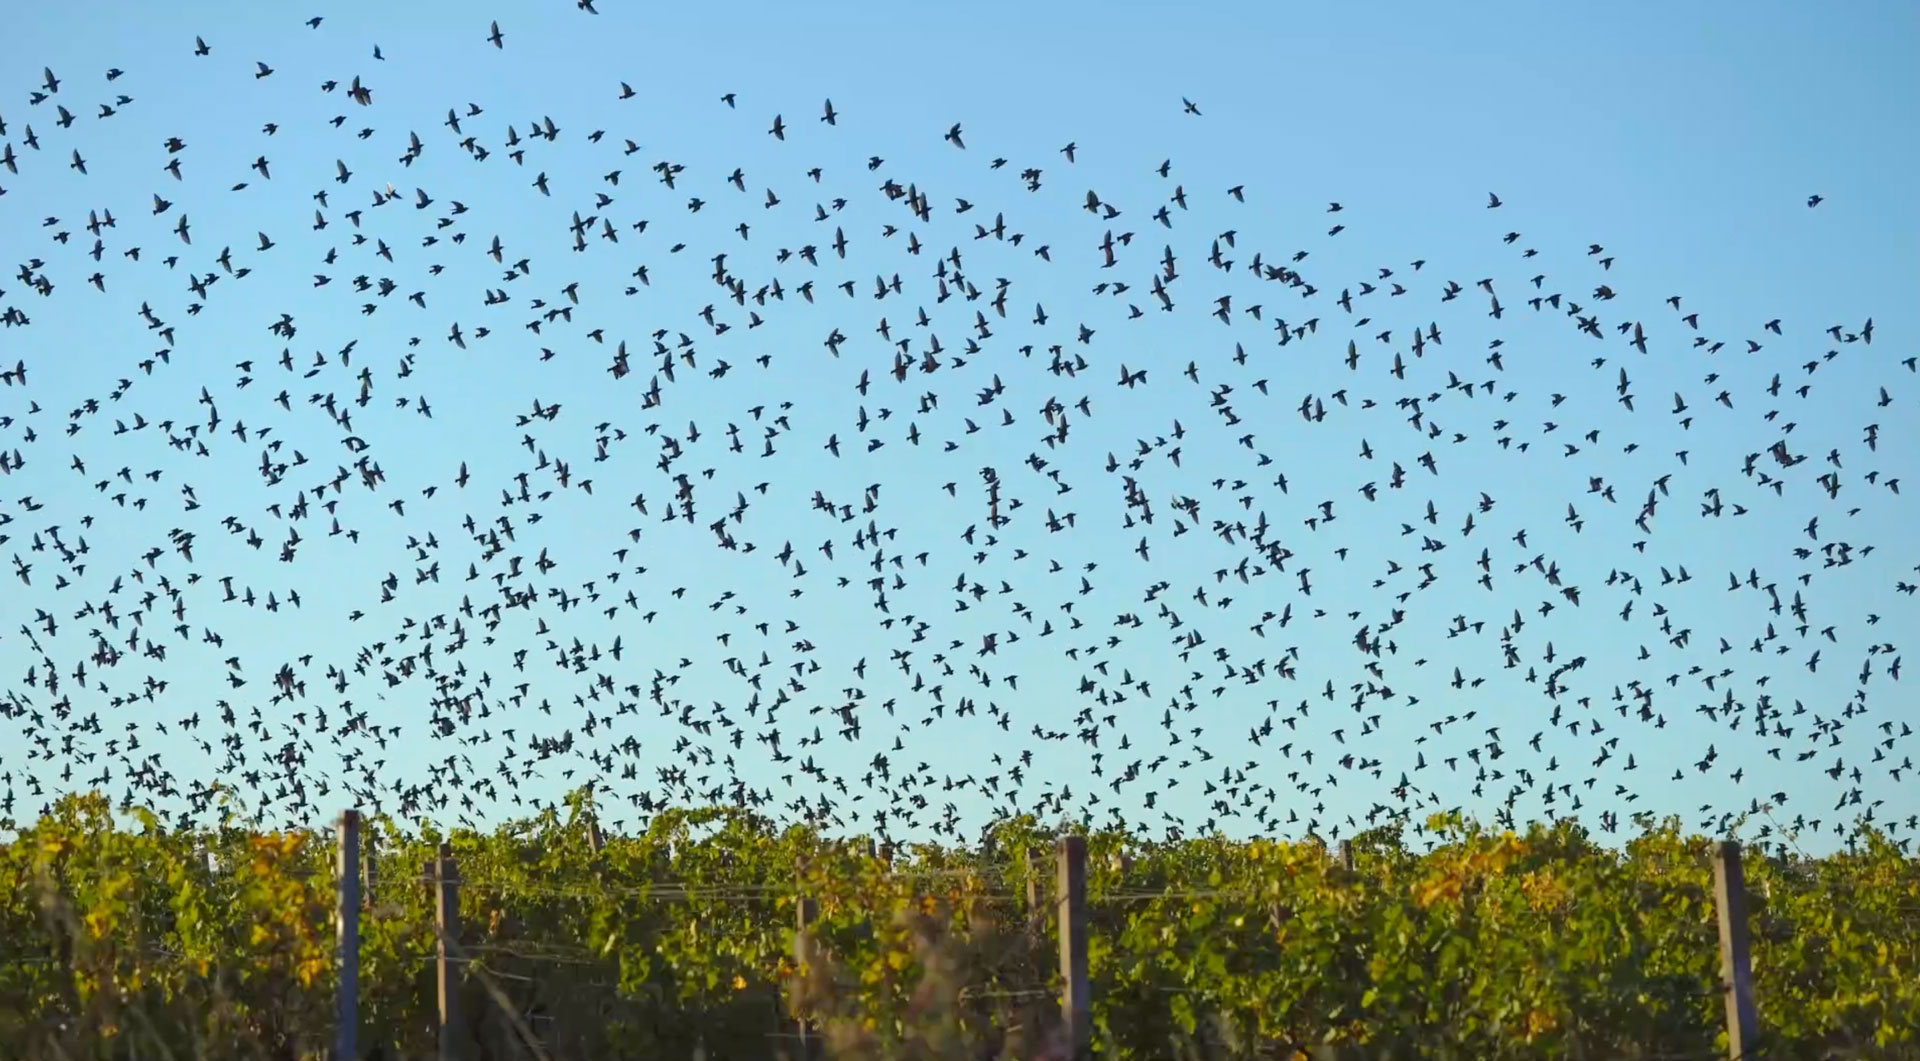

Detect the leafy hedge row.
xmin=2 ymin=792 xmax=1915 ymax=1059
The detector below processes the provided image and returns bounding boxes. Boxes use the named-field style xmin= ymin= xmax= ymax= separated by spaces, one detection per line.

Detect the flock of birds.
xmin=0 ymin=7 xmax=1913 ymax=855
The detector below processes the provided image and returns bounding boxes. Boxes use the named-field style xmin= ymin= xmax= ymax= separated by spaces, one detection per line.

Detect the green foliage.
xmin=1 ymin=793 xmax=1916 ymax=1059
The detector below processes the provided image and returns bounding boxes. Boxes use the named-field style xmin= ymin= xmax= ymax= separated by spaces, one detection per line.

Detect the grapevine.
xmin=3 ymin=793 xmax=1917 ymax=1058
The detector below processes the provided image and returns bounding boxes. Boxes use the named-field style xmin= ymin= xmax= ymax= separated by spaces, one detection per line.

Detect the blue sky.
xmin=1 ymin=0 xmax=1915 ymax=851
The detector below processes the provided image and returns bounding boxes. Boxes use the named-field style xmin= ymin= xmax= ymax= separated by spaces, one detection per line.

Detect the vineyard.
xmin=3 ymin=792 xmax=1918 ymax=1060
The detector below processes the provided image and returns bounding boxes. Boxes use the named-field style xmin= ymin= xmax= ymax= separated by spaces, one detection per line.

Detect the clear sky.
xmin=1 ymin=0 xmax=1915 ymax=851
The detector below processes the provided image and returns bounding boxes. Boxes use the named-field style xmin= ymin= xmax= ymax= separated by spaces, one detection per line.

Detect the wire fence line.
xmin=323 ymin=826 xmax=1773 ymax=1060
xmin=15 ymin=812 xmax=1911 ymax=1060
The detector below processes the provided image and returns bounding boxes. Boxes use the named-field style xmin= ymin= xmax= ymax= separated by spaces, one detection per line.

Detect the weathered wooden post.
xmin=1338 ymin=839 xmax=1355 ymax=873
xmin=429 ymin=843 xmax=464 ymax=1061
xmin=1056 ymin=835 xmax=1090 ymax=1060
xmin=1712 ymin=840 xmax=1759 ymax=1059
xmin=794 ymin=891 xmax=821 ymax=1061
xmin=335 ymin=810 xmax=360 ymax=1061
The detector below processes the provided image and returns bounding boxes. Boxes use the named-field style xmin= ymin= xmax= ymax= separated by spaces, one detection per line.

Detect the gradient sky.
xmin=1 ymin=0 xmax=1916 ymax=851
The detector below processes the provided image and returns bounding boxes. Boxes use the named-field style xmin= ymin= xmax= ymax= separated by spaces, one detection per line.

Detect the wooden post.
xmin=335 ymin=811 xmax=360 ymax=1061
xmin=430 ymin=844 xmax=464 ymax=1061
xmin=1338 ymin=839 xmax=1355 ymax=873
xmin=1056 ymin=835 xmax=1090 ymax=1061
xmin=794 ymin=893 xmax=820 ymax=1061
xmin=586 ymin=816 xmax=606 ymax=892
xmin=1712 ymin=840 xmax=1759 ymax=1059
